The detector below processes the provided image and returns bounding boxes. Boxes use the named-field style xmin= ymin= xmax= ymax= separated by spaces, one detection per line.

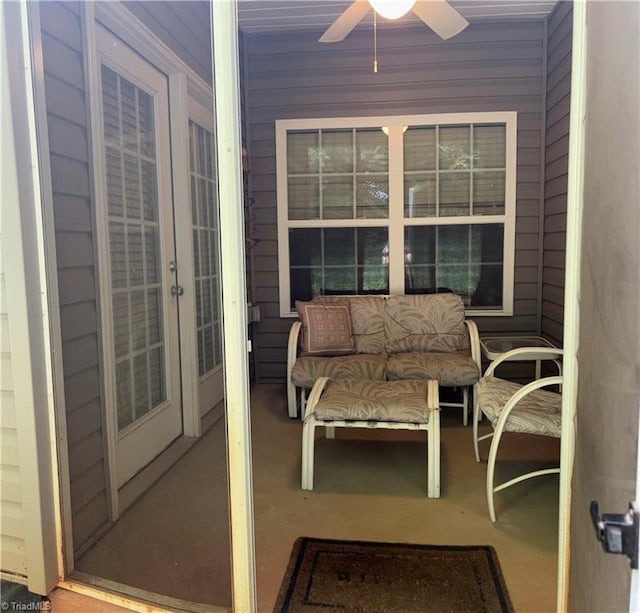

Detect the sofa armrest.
xmin=286 ymin=320 xmax=302 ymax=418
xmin=464 ymin=319 xmax=482 ymax=372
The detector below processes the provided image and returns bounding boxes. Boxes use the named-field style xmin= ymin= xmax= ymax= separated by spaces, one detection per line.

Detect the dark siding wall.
xmin=244 ymin=21 xmax=547 ymax=381
xmin=122 ymin=1 xmax=212 ymax=85
xmin=542 ymin=2 xmax=572 ymax=345
xmin=39 ymin=1 xmax=109 ymax=552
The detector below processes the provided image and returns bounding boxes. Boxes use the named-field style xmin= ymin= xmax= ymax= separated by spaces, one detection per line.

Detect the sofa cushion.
xmin=314 ymin=295 xmax=386 ymax=354
xmin=477 ymin=376 xmax=562 ymax=437
xmin=296 ymin=300 xmax=356 ymax=356
xmin=312 ymin=379 xmax=431 ymax=423
xmin=291 ymin=354 xmax=387 ymax=389
xmin=386 ymin=351 xmax=480 ymax=386
xmin=384 ymin=294 xmax=469 ymax=354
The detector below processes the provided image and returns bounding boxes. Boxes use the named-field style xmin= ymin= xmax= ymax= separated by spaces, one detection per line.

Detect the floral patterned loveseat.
xmin=286 ymin=293 xmax=482 ymax=423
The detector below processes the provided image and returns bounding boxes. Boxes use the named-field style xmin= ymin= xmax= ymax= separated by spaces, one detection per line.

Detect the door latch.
xmin=171 ymin=285 xmax=184 ymax=297
xmin=590 ymin=500 xmax=639 ymax=569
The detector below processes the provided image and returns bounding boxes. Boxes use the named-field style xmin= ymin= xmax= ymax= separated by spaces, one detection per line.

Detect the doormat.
xmin=274 ymin=537 xmax=514 ymax=613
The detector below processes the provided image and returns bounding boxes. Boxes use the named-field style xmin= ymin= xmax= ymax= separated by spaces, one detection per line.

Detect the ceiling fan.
xmin=319 ymin=0 xmax=469 ymax=43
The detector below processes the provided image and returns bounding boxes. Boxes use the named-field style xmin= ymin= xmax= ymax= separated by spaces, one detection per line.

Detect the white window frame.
xmin=276 ymin=112 xmax=517 ymax=317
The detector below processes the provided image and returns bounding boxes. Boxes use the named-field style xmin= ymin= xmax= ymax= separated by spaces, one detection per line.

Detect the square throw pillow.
xmin=296 ymin=300 xmax=356 ymax=356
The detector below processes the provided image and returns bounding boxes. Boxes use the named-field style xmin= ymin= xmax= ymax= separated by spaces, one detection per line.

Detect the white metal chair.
xmin=473 ymin=347 xmax=563 ymax=522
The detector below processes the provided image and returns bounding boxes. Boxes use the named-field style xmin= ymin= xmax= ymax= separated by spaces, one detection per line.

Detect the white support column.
xmin=210 ymin=2 xmax=257 ymax=612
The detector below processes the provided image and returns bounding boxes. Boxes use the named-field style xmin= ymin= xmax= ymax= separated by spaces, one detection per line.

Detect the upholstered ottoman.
xmin=301 ymin=378 xmax=441 ymax=497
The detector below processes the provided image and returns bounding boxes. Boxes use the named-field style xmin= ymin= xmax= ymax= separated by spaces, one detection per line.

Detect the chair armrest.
xmin=484 ymin=346 xmax=564 ymax=378
xmin=464 ymin=319 xmax=481 ymax=371
xmin=286 ymin=320 xmax=302 ymax=418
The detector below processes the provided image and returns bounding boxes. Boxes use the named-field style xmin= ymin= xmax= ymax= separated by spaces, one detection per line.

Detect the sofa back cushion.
xmin=314 ymin=295 xmax=386 ymax=354
xmin=384 ymin=294 xmax=469 ymax=354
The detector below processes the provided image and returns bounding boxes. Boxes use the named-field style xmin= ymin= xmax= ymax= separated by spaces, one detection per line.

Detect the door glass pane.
xmin=101 ymin=65 xmax=166 ymax=431
xmin=189 ymin=120 xmax=223 ymax=377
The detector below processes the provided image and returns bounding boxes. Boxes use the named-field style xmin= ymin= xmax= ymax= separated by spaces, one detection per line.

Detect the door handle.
xmin=590 ymin=500 xmax=639 ymax=569
xmin=171 ymin=285 xmax=184 ymax=297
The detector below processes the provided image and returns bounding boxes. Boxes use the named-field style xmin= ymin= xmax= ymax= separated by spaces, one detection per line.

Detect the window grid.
xmin=189 ymin=120 xmax=222 ymax=377
xmin=278 ymin=113 xmax=515 ymax=315
xmin=102 ymin=66 xmax=165 ymax=431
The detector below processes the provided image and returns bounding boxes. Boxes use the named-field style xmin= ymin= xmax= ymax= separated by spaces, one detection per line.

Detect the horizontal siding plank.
xmin=60 ymin=301 xmax=98 ymax=342
xmin=545 ymin=214 xmax=567 ymax=233
xmin=0 ymin=535 xmax=26 ymax=575
xmin=0 ymin=465 xmax=22 ymax=503
xmin=62 ymin=334 xmax=100 ymax=377
xmin=43 ymin=74 xmax=86 ymax=126
xmin=68 ymin=430 xmax=104 ymax=482
xmin=39 ymin=1 xmax=83 ymax=52
xmin=64 ymin=365 xmax=101 ymax=411
xmin=0 ymin=429 xmax=20 ymax=466
xmin=0 ymin=500 xmax=24 ymax=539
xmin=53 ymin=194 xmax=92 ymax=233
xmin=72 ymin=491 xmax=109 ymax=552
xmin=543 ymin=266 xmax=566 ymax=287
xmin=57 ymin=268 xmax=96 ymax=305
xmin=66 ymin=399 xmax=102 ymax=447
xmin=546 ymin=94 xmax=571 ymax=128
xmin=42 ymin=32 xmax=84 ymax=90
xmin=55 ymin=232 xmax=94 ymax=269
xmin=70 ymin=460 xmax=107 ymax=514
xmin=542 ymin=284 xmax=565 ymax=307
xmin=0 ymin=391 xmax=16 ymax=429
xmin=50 ymin=155 xmax=90 ymax=197
xmin=47 ymin=114 xmax=89 ymax=162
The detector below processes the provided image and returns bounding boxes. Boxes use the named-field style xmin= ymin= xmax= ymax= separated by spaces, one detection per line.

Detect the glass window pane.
xmin=105 ymin=148 xmax=123 ymax=217
xmin=321 ymin=129 xmax=353 ymax=173
xmin=473 ymin=171 xmax=505 ymax=215
xmin=322 ymin=176 xmax=353 ymax=219
xmin=290 ymin=267 xmax=321 ymax=307
xmin=149 ymin=347 xmax=165 ymax=405
xmin=355 ymin=129 xmax=388 ymax=172
xmin=116 ymin=360 xmax=132 ymax=430
xmin=289 ymin=228 xmax=321 ymax=266
xmin=141 ymin=161 xmax=157 ymax=221
xmin=405 ymin=174 xmax=436 ymax=218
xmin=288 ymin=177 xmax=319 ymax=220
xmin=440 ymin=172 xmax=470 ymax=216
xmin=124 ymin=154 xmax=141 ymax=219
xmin=138 ymin=89 xmax=155 ymax=158
xmin=473 ymin=124 xmax=505 ymax=168
xmin=287 ymin=131 xmax=319 ymax=174
xmin=404 ymin=127 xmax=436 ymax=171
xmin=405 ymin=226 xmax=436 ymax=293
xmin=127 ymin=225 xmax=144 ymax=286
xmin=120 ymin=80 xmax=138 ymax=152
xmin=101 ymin=66 xmax=120 ymax=145
xmin=113 ymin=294 xmax=129 ymax=358
xmin=133 ymin=353 xmax=149 ymax=419
xmin=323 ymin=267 xmax=355 ymax=294
xmin=359 ymin=266 xmax=388 ymax=293
xmin=357 ymin=227 xmax=388 ymax=266
xmin=144 ymin=224 xmax=159 ymax=284
xmin=109 ymin=222 xmax=127 ymax=289
xmin=148 ymin=288 xmax=162 ymax=345
xmin=325 ymin=228 xmax=354 ymax=265
xmin=356 ymin=175 xmax=388 ymax=218
xmin=130 ymin=290 xmax=147 ymax=351
xmin=439 ymin=125 xmax=471 ymax=170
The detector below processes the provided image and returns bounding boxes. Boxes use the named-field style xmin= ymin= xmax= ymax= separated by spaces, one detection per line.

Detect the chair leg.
xmin=473 ymin=390 xmax=481 ymax=462
xmin=462 ymin=387 xmax=469 ymax=426
xmin=301 ymin=418 xmax=316 ymax=490
xmin=287 ymin=382 xmax=298 ymax=418
xmin=300 ymin=388 xmax=307 ymax=420
xmin=427 ymin=411 xmax=440 ymax=498
xmin=486 ymin=422 xmax=506 ymax=522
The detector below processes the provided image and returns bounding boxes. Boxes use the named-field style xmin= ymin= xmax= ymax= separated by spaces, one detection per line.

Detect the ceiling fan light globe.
xmin=369 ymin=0 xmax=416 ymax=20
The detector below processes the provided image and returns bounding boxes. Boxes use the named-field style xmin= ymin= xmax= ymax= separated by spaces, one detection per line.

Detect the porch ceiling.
xmin=237 ymin=1 xmax=560 ymax=35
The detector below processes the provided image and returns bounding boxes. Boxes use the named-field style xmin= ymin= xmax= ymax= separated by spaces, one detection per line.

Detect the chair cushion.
xmin=314 ymin=295 xmax=386 ymax=354
xmin=296 ymin=300 xmax=356 ymax=356
xmin=313 ymin=379 xmax=430 ymax=423
xmin=476 ymin=376 xmax=562 ymax=437
xmin=386 ymin=352 xmax=480 ymax=386
xmin=384 ymin=294 xmax=470 ymax=354
xmin=291 ymin=354 xmax=387 ymax=389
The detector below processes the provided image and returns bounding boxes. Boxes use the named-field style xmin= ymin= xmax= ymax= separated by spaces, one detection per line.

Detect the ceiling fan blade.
xmin=412 ymin=0 xmax=469 ymax=40
xmin=319 ymin=0 xmax=371 ymax=43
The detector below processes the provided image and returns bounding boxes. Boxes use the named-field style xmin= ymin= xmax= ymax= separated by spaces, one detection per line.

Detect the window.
xmin=276 ymin=113 xmax=516 ymax=316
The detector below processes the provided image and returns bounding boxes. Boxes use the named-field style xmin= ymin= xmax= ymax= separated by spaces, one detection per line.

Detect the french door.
xmin=96 ymin=27 xmax=182 ymax=487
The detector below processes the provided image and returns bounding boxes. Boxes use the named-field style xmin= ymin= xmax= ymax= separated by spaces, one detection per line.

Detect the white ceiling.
xmin=237 ymin=1 xmax=560 ymax=35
